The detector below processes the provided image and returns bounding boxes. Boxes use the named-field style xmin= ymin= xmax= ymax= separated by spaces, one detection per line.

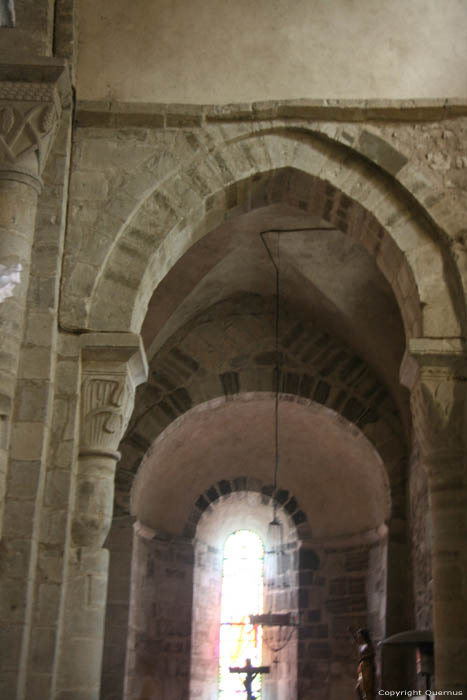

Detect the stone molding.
xmin=75 ymin=97 xmax=467 ymax=129
xmin=80 ymin=333 xmax=148 ymax=458
xmin=0 ymin=60 xmax=70 ymax=189
xmin=401 ymin=338 xmax=467 ymax=463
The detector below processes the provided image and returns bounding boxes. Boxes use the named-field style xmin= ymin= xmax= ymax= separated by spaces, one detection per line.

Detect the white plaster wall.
xmin=77 ymin=0 xmax=467 ymax=103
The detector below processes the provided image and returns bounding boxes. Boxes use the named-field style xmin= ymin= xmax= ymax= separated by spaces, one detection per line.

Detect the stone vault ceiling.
xmin=131 ymin=396 xmax=390 ymax=539
xmin=118 ymin=203 xmax=408 ymax=533
xmin=141 ymin=204 xmax=406 ymax=403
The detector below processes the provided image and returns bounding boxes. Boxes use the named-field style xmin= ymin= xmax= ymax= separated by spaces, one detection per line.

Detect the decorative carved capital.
xmin=401 ymin=338 xmax=467 ymax=463
xmin=80 ymin=374 xmax=132 ymax=457
xmin=73 ymin=333 xmax=147 ymax=548
xmin=0 ymin=60 xmax=70 ymax=189
xmin=80 ymin=333 xmax=148 ymax=458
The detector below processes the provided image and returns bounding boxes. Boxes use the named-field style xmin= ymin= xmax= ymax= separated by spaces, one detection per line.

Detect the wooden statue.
xmin=348 ymin=626 xmax=376 ymax=700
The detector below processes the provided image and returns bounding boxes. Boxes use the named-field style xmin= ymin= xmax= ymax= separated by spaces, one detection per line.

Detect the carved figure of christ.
xmin=229 ymin=657 xmax=270 ymax=700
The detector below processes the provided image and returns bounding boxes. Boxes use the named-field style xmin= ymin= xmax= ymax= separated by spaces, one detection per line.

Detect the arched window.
xmin=219 ymin=530 xmax=264 ymax=698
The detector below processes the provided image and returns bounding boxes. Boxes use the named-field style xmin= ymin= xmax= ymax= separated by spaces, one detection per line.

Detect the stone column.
xmin=55 ymin=333 xmax=147 ymax=700
xmin=0 ymin=61 xmax=68 ymax=533
xmin=401 ymin=339 xmax=467 ymax=694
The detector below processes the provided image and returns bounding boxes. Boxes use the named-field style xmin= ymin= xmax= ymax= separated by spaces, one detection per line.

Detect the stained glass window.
xmin=219 ymin=530 xmax=264 ymax=699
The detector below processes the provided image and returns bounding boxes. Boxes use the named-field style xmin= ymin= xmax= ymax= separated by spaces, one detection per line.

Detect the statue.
xmin=348 ymin=626 xmax=376 ymax=700
xmin=229 ymin=658 xmax=270 ymax=700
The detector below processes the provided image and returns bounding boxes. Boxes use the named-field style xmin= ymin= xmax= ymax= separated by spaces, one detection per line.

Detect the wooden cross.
xmin=229 ymin=658 xmax=270 ymax=700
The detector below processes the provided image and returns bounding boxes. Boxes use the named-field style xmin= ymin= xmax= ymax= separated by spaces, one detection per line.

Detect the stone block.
xmin=300 ymin=548 xmax=320 ymax=570
xmin=38 ymin=550 xmax=65 ymax=584
xmin=36 ymin=583 xmax=61 ymax=625
xmin=18 ymin=347 xmax=52 ymax=380
xmin=75 ymin=546 xmax=109 ymax=575
xmin=39 ymin=508 xmax=68 ymax=546
xmin=53 ymin=439 xmax=75 ymax=470
xmin=23 ymin=673 xmax=53 ymax=700
xmin=32 ymin=243 xmax=61 ymax=277
xmin=15 ymin=380 xmax=50 ymax=422
xmin=3 ymin=499 xmax=35 ymax=538
xmin=358 ymin=130 xmax=408 ymax=175
xmin=86 ymin=573 xmax=109 ymax=608
xmin=0 ymin=183 xmax=37 ymax=231
xmin=0 ymin=624 xmax=22 ymax=670
xmin=7 ymin=460 xmax=41 ymax=500
xmin=30 ymin=626 xmax=57 ymax=672
xmin=433 ymin=564 xmax=463 ymax=601
xmin=57 ymin=636 xmax=104 ymax=688
xmin=44 ymin=469 xmax=71 ymax=509
xmin=0 ymin=671 xmax=17 ymax=699
xmin=0 ymin=577 xmax=28 ymax=622
xmin=70 ymin=170 xmax=109 ymax=200
xmin=71 ymin=606 xmax=106 ymax=638
xmin=27 ymin=276 xmax=57 ymax=311
xmin=54 ymin=360 xmax=80 ymax=399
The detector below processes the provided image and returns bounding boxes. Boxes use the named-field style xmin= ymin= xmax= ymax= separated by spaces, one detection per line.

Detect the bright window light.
xmin=219 ymin=530 xmax=264 ymax=698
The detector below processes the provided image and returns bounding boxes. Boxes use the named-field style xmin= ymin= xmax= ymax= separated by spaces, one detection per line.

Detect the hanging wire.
xmin=259 ymin=226 xmax=334 ymax=519
xmin=254 ymin=226 xmax=336 ymax=662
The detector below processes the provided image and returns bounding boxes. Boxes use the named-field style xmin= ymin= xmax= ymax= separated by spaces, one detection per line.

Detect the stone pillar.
xmin=0 ymin=62 xmax=68 ymax=533
xmin=55 ymin=333 xmax=147 ymax=700
xmin=401 ymin=339 xmax=467 ymax=694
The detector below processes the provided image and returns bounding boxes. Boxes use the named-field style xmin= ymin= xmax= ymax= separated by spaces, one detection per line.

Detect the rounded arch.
xmin=129 ymin=392 xmax=391 ymax=540
xmin=184 ymin=475 xmax=310 ymax=541
xmin=117 ymin=297 xmax=405 ymax=516
xmin=61 ymin=125 xmax=465 ymax=339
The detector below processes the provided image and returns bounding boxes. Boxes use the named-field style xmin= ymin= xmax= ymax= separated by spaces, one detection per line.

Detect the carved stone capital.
xmin=401 ymin=338 xmax=467 ymax=462
xmin=73 ymin=333 xmax=147 ymax=548
xmin=0 ymin=60 xmax=70 ymax=189
xmin=80 ymin=333 xmax=148 ymax=457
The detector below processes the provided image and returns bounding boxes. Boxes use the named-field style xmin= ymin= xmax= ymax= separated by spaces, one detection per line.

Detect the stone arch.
xmin=116 ymin=298 xmax=405 ymax=515
xmin=190 ymin=490 xmax=302 ymax=700
xmin=184 ymin=475 xmax=310 ymax=540
xmin=129 ymin=391 xmax=392 ymax=542
xmin=61 ymin=125 xmax=465 ymax=339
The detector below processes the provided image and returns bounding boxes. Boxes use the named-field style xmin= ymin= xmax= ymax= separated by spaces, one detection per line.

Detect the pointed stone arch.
xmin=61 ymin=123 xmax=466 ymax=340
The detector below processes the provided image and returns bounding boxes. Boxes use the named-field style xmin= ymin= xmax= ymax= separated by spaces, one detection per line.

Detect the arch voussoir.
xmin=61 ymin=124 xmax=464 ymax=343
xmin=116 ymin=299 xmax=406 ymax=515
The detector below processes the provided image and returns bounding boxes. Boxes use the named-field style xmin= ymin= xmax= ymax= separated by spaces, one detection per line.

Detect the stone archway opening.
xmin=97 ymin=134 xmax=444 ymax=699
xmin=117 ymin=393 xmax=392 ymax=700
xmin=191 ymin=492 xmax=300 ymax=700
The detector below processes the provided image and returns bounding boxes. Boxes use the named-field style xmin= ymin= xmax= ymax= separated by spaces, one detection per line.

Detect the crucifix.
xmin=229 ymin=658 xmax=270 ymax=700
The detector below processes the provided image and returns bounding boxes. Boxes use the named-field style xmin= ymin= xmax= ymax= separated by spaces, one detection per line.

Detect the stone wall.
xmin=409 ymin=446 xmax=433 ymax=630
xmin=263 ymin=540 xmax=299 ymax=700
xmin=0 ymin=81 xmax=465 ymax=699
xmin=297 ymin=535 xmax=387 ymax=700
xmin=189 ymin=541 xmax=222 ymax=700
xmin=124 ymin=524 xmax=194 ymax=700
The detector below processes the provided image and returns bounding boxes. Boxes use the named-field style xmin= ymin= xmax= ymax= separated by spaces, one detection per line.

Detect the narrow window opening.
xmin=219 ymin=529 xmax=264 ymax=698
